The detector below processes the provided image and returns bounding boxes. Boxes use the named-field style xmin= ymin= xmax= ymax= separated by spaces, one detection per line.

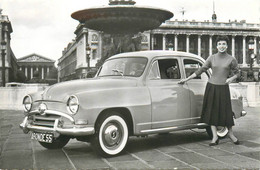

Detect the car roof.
xmin=109 ymin=50 xmax=206 ymax=62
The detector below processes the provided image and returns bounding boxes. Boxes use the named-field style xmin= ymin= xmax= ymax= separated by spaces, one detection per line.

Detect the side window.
xmin=158 ymin=59 xmax=180 ymax=79
xmin=183 ymin=59 xmax=209 ymax=81
xmin=148 ymin=61 xmax=160 ymax=79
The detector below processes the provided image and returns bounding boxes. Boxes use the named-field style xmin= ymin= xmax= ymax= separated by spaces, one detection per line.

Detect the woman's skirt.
xmin=200 ymin=82 xmax=234 ymax=127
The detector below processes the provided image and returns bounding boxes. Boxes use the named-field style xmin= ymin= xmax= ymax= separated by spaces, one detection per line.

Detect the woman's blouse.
xmin=194 ymin=53 xmax=239 ymax=85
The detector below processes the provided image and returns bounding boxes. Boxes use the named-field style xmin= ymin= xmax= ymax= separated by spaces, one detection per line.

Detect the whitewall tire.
xmin=92 ymin=113 xmax=129 ymax=157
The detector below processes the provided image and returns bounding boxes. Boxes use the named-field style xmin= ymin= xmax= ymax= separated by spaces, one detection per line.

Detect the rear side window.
xmin=184 ymin=59 xmax=209 ymax=80
xmin=158 ymin=59 xmax=180 ymax=79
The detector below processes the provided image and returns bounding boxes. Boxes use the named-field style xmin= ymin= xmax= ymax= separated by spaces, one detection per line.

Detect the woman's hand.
xmin=178 ymin=78 xmax=189 ymax=84
xmin=225 ymin=75 xmax=237 ymax=84
xmin=178 ymin=73 xmax=197 ymax=84
xmin=225 ymin=77 xmax=233 ymax=84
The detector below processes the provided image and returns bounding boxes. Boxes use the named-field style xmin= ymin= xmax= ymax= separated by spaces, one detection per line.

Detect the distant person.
xmin=178 ymin=35 xmax=240 ymax=146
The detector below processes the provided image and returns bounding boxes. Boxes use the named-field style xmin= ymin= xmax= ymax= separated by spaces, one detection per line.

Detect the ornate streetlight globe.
xmin=248 ymin=38 xmax=254 ymax=51
xmin=71 ymin=0 xmax=173 ymax=34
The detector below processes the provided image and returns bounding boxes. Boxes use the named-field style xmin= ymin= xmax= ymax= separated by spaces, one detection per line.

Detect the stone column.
xmin=253 ymin=37 xmax=258 ymax=66
xmin=209 ymin=35 xmax=213 ymax=56
xmin=151 ymin=34 xmax=154 ymax=50
xmin=174 ymin=34 xmax=178 ymax=51
xmin=186 ymin=34 xmax=190 ymax=53
xmin=232 ymin=35 xmax=235 ymax=57
xmin=25 ymin=67 xmax=28 ymax=78
xmin=47 ymin=67 xmax=50 ymax=74
xmin=242 ymin=36 xmax=247 ymax=66
xmin=162 ymin=34 xmax=166 ymax=50
xmin=31 ymin=67 xmax=33 ymax=79
xmin=42 ymin=67 xmax=44 ymax=79
xmin=198 ymin=35 xmax=201 ymax=56
xmin=99 ymin=33 xmax=102 ymax=59
xmin=254 ymin=37 xmax=257 ymax=54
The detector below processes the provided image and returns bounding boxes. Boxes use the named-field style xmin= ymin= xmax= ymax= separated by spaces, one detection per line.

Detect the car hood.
xmin=42 ymin=78 xmax=138 ymax=102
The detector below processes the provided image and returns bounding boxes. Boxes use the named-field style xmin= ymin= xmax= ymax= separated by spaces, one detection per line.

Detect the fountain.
xmin=71 ymin=0 xmax=173 ymax=34
xmin=71 ymin=0 xmax=173 ymax=68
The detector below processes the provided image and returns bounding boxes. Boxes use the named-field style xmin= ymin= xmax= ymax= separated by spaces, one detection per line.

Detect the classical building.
xmin=58 ymin=24 xmax=150 ymax=81
xmin=58 ymin=24 xmax=103 ymax=81
xmin=17 ymin=53 xmax=56 ymax=80
xmin=0 ymin=9 xmax=19 ymax=86
xmin=58 ymin=15 xmax=260 ymax=82
xmin=151 ymin=19 xmax=260 ymax=66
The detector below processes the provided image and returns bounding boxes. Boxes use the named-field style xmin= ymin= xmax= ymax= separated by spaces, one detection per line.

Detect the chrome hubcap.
xmin=103 ymin=124 xmax=121 ymax=147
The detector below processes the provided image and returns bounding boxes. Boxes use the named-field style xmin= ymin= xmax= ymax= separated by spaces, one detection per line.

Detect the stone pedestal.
xmin=240 ymin=82 xmax=260 ymax=107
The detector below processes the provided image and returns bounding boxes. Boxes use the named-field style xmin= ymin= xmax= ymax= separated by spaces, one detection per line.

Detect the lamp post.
xmin=248 ymin=38 xmax=255 ymax=81
xmin=1 ymin=31 xmax=6 ymax=87
xmin=248 ymin=38 xmax=255 ymax=70
xmin=86 ymin=44 xmax=91 ymax=71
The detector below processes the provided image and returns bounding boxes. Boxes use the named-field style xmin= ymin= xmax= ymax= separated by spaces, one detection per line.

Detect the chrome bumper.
xmin=20 ymin=112 xmax=95 ymax=137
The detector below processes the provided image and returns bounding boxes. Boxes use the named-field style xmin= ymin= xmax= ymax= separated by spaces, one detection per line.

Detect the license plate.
xmin=31 ymin=132 xmax=53 ymax=143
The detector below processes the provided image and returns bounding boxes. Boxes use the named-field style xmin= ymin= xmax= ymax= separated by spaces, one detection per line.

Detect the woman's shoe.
xmin=209 ymin=138 xmax=219 ymax=146
xmin=233 ymin=139 xmax=240 ymax=145
xmin=229 ymin=136 xmax=240 ymax=145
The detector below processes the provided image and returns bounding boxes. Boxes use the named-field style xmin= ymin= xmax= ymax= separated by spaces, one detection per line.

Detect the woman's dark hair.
xmin=215 ymin=35 xmax=229 ymax=46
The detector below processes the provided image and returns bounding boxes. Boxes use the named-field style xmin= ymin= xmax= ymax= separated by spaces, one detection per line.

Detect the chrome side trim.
xmin=137 ymin=117 xmax=201 ymax=126
xmin=29 ymin=110 xmax=75 ymax=123
xmin=140 ymin=123 xmax=208 ymax=134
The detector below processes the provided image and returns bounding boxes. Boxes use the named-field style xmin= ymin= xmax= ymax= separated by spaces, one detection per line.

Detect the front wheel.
xmin=92 ymin=112 xmax=129 ymax=157
xmin=39 ymin=135 xmax=70 ymax=149
xmin=206 ymin=126 xmax=229 ymax=138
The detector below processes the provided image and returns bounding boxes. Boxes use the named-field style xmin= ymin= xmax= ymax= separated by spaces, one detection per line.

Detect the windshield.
xmin=98 ymin=57 xmax=148 ymax=77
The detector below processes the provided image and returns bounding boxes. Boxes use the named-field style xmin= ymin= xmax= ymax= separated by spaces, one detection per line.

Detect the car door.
xmin=182 ymin=58 xmax=210 ymax=124
xmin=146 ymin=57 xmax=191 ymax=129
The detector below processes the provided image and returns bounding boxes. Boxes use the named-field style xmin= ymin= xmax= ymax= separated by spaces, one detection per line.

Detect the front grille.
xmin=33 ymin=114 xmax=60 ymax=128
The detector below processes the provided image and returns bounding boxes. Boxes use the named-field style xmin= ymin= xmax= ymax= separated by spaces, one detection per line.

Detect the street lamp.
xmin=168 ymin=41 xmax=174 ymax=51
xmin=1 ymin=31 xmax=7 ymax=87
xmin=86 ymin=44 xmax=91 ymax=71
xmin=248 ymin=38 xmax=255 ymax=81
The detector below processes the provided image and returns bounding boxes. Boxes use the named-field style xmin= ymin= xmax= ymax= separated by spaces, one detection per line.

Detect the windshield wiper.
xmin=112 ymin=69 xmax=124 ymax=76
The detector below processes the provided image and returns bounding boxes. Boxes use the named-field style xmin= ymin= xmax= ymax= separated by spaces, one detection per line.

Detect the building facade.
xmin=0 ymin=9 xmax=19 ymax=86
xmin=17 ymin=53 xmax=55 ymax=80
xmin=58 ymin=19 xmax=260 ymax=82
xmin=58 ymin=24 xmax=103 ymax=81
xmin=151 ymin=20 xmax=260 ymax=66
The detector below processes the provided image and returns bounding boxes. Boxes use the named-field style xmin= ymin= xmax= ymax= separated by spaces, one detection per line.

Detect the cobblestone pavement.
xmin=0 ymin=107 xmax=260 ymax=169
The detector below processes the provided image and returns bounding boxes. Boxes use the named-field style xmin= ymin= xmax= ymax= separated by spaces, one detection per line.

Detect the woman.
xmin=178 ymin=35 xmax=240 ymax=146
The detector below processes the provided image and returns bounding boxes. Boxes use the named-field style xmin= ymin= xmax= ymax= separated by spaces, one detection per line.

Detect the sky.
xmin=1 ymin=0 xmax=260 ymax=62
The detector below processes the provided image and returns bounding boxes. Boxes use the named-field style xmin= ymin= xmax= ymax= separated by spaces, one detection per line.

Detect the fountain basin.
xmin=71 ymin=5 xmax=173 ymax=34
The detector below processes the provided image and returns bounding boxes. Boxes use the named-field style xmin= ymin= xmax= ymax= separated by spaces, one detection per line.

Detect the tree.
xmin=16 ymin=70 xmax=27 ymax=83
xmin=46 ymin=67 xmax=58 ymax=85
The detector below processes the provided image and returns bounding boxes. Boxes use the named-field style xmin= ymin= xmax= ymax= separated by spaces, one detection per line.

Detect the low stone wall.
xmin=230 ymin=82 xmax=260 ymax=107
xmin=0 ymin=83 xmax=49 ymax=110
xmin=0 ymin=82 xmax=259 ymax=111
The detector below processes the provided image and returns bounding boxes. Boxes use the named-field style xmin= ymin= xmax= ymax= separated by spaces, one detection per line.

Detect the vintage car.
xmin=20 ymin=50 xmax=246 ymax=156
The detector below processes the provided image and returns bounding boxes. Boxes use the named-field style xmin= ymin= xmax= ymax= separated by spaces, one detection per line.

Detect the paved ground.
xmin=0 ymin=107 xmax=260 ymax=169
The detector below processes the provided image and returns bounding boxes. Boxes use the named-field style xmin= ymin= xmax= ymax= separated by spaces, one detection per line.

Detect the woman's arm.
xmin=178 ymin=73 xmax=197 ymax=84
xmin=178 ymin=55 xmax=212 ymax=84
xmin=226 ymin=57 xmax=239 ymax=84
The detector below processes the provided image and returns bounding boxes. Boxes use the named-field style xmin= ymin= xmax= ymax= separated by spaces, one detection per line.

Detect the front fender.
xmin=74 ymin=87 xmax=151 ymax=132
xmin=230 ymin=87 xmax=246 ymax=119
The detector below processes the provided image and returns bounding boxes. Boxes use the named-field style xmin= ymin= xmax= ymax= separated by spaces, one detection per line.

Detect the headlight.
xmin=67 ymin=95 xmax=79 ymax=115
xmin=23 ymin=95 xmax=32 ymax=112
